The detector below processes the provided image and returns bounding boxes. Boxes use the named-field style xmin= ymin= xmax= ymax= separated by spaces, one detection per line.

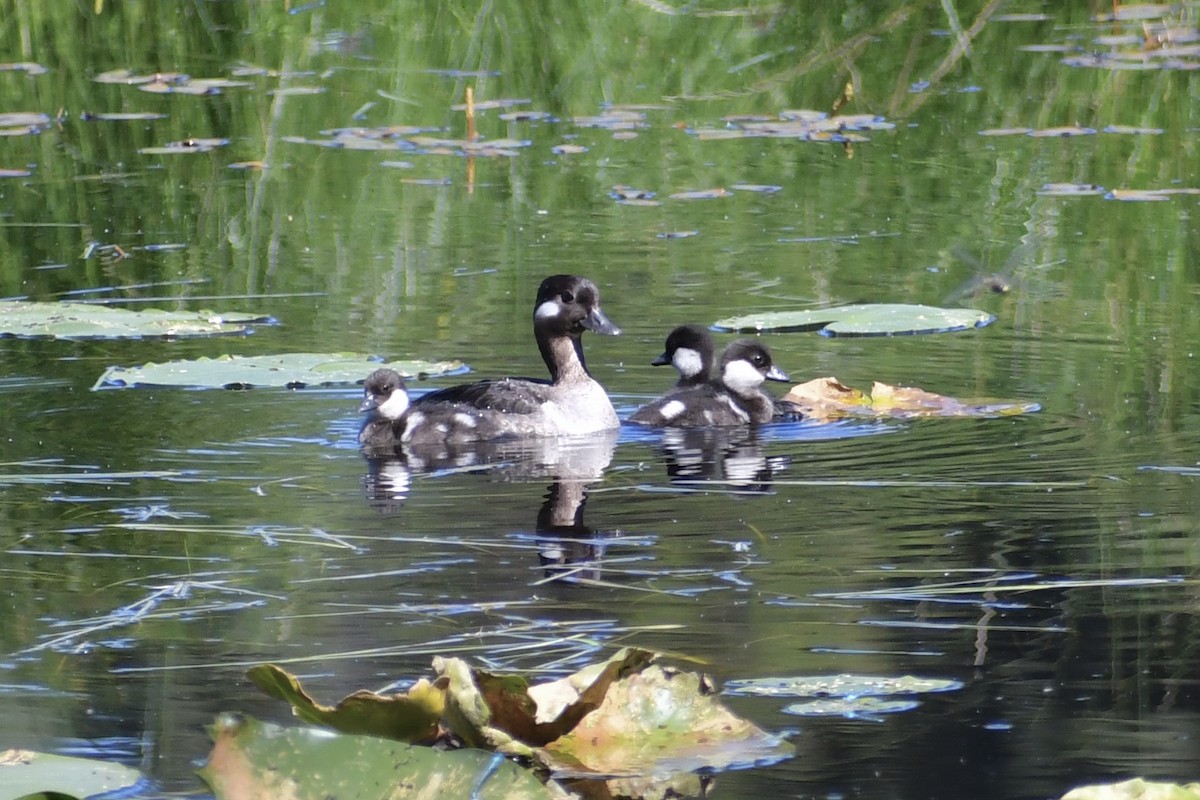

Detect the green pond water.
xmin=3 ymin=2 xmax=1200 ymax=798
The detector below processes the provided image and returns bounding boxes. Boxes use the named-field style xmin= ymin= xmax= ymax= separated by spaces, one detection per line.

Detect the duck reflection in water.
xmin=535 ymin=479 xmax=609 ymax=584
xmin=657 ymin=427 xmax=789 ymax=494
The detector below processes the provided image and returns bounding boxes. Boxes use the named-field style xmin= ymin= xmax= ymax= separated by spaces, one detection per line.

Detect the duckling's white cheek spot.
xmin=535 ymin=300 xmax=560 ymax=320
xmin=723 ymin=360 xmax=763 ymax=391
xmin=673 ymin=348 xmax=703 ymax=377
xmin=660 ymin=400 xmax=686 ymax=420
xmin=453 ymin=412 xmax=477 ymax=428
xmin=378 ymin=391 xmax=410 ymax=420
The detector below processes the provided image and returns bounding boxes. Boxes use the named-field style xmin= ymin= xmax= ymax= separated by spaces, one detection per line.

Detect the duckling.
xmin=629 ymin=339 xmax=788 ymax=427
xmin=358 ymin=368 xmax=408 ymax=448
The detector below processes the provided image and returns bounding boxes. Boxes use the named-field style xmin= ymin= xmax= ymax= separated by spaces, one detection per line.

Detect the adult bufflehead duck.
xmin=651 ymin=324 xmax=714 ymax=391
xmin=358 ymin=368 xmax=409 ymax=448
xmin=402 ymin=275 xmax=621 ymax=444
xmin=628 ymin=339 xmax=789 ymax=427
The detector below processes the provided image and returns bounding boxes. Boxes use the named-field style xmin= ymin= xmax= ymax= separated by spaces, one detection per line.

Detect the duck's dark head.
xmin=652 ymin=324 xmax=714 ymax=383
xmin=359 ymin=368 xmax=410 ymax=420
xmin=533 ymin=275 xmax=621 ymax=338
xmin=719 ymin=340 xmax=789 ymax=393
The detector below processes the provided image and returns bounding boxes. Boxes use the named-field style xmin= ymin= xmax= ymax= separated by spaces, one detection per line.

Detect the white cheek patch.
xmin=453 ymin=412 xmax=477 ymax=428
xmin=722 ymin=359 xmax=765 ymax=392
xmin=672 ymin=348 xmax=703 ymax=378
xmin=377 ymin=389 xmax=410 ymax=421
xmin=535 ymin=300 xmax=560 ymax=320
xmin=660 ymin=399 xmax=686 ymax=420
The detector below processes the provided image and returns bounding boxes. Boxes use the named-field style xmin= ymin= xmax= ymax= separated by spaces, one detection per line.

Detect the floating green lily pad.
xmin=0 ymin=748 xmax=143 ymax=799
xmin=93 ymin=353 xmax=469 ymax=390
xmin=0 ymin=301 xmax=272 ymax=340
xmin=712 ymin=303 xmax=995 ymax=336
xmin=723 ymin=673 xmax=963 ymax=698
xmin=781 ymin=696 xmax=919 ymax=717
xmin=198 ymin=714 xmax=562 ymax=800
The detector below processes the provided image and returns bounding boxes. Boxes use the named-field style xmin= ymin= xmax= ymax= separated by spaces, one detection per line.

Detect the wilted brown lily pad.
xmin=782 ymin=377 xmax=1040 ymax=421
xmin=1061 ymin=778 xmax=1200 ymax=800
xmin=435 ymin=648 xmax=655 ymax=756
xmin=541 ymin=663 xmax=793 ymax=778
xmin=247 ymin=664 xmax=444 ymax=744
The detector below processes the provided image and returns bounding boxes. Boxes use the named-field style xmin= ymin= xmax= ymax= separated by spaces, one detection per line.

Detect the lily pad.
xmin=0 ymin=748 xmax=143 ymax=799
xmin=93 ymin=353 xmax=469 ymax=390
xmin=198 ymin=714 xmax=565 ymax=800
xmin=723 ymin=673 xmax=963 ymax=698
xmin=247 ymin=663 xmax=444 ymax=744
xmin=1061 ymin=779 xmax=1200 ymax=800
xmin=0 ymin=301 xmax=271 ymax=340
xmin=781 ymin=377 xmax=1041 ymax=421
xmin=782 ymin=696 xmax=919 ymax=718
xmin=711 ymin=303 xmax=994 ymax=336
xmin=542 ymin=664 xmax=793 ymax=778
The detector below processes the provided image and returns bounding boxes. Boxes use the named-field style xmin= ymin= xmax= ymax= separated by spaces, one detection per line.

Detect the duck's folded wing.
xmin=414 ymin=378 xmax=549 ymax=416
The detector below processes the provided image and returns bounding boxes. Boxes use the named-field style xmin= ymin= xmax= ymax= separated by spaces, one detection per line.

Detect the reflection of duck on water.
xmin=658 ymin=427 xmax=788 ymax=494
xmin=536 ymin=479 xmax=606 ymax=584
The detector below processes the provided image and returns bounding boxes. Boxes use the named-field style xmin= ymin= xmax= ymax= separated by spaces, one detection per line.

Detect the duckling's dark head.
xmin=652 ymin=324 xmax=714 ymax=382
xmin=720 ymin=340 xmax=789 ymax=392
xmin=534 ymin=275 xmax=621 ymax=337
xmin=359 ymin=368 xmax=409 ymax=420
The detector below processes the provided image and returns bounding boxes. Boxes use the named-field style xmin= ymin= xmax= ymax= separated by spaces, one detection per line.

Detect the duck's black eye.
xmin=560 ymin=290 xmax=574 ymax=303
xmin=754 ymin=355 xmax=767 ymax=366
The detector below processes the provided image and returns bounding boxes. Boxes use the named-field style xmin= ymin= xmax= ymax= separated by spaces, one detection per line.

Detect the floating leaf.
xmin=723 ymin=673 xmax=963 ymax=698
xmin=781 ymin=377 xmax=1040 ymax=421
xmin=450 ymin=97 xmax=531 ymax=111
xmin=669 ymin=187 xmax=731 ymax=200
xmin=978 ymin=127 xmax=1034 ymax=136
xmin=1107 ymin=188 xmax=1200 ymax=201
xmin=609 ymin=185 xmax=655 ymax=201
xmin=1029 ymin=126 xmax=1097 ymax=137
xmin=0 ymin=748 xmax=143 ymax=799
xmin=500 ymin=110 xmax=552 ymax=122
xmin=572 ymin=110 xmax=646 ymax=129
xmin=80 ymin=111 xmax=168 ymax=121
xmin=711 ymin=303 xmax=994 ymax=336
xmin=93 ymin=352 xmax=469 ymax=390
xmin=1103 ymin=124 xmax=1164 ymax=135
xmin=0 ymin=62 xmax=48 ymax=75
xmin=1038 ymin=182 xmax=1107 ymax=196
xmin=247 ymin=664 xmax=443 ymax=743
xmin=268 ymin=85 xmax=326 ymax=96
xmin=138 ymin=77 xmax=251 ymax=94
xmin=0 ymin=301 xmax=270 ymax=340
xmin=1062 ymin=779 xmax=1200 ymax=800
xmin=436 ymin=648 xmax=654 ymax=754
xmin=730 ymin=183 xmax=782 ymax=193
xmin=198 ymin=714 xmax=564 ymax=800
xmin=138 ymin=137 xmax=229 ymax=154
xmin=542 ymin=663 xmax=793 ymax=778
xmin=782 ymin=696 xmax=920 ymax=717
